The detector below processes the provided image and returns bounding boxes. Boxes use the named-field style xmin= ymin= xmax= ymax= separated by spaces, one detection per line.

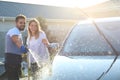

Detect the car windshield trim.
xmin=92 ymin=20 xmax=119 ymax=80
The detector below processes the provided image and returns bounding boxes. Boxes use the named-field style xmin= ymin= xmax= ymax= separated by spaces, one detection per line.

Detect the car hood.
xmin=51 ymin=55 xmax=120 ymax=80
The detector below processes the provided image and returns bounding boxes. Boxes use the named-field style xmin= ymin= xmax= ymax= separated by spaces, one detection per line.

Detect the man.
xmin=5 ymin=14 xmax=28 ymax=80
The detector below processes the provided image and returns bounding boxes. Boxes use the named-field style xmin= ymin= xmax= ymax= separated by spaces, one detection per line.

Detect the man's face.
xmin=16 ymin=19 xmax=26 ymax=31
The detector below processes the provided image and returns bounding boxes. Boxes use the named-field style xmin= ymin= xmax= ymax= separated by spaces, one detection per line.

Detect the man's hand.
xmin=20 ymin=45 xmax=28 ymax=53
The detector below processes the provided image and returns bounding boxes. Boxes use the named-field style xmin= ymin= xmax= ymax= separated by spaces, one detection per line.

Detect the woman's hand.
xmin=42 ymin=38 xmax=50 ymax=46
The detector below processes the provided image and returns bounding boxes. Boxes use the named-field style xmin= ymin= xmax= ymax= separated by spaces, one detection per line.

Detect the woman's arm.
xmin=41 ymin=32 xmax=59 ymax=49
xmin=42 ymin=38 xmax=50 ymax=47
xmin=42 ymin=32 xmax=50 ymax=47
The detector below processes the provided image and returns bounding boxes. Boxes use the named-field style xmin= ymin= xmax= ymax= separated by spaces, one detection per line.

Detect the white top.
xmin=27 ymin=32 xmax=50 ymax=63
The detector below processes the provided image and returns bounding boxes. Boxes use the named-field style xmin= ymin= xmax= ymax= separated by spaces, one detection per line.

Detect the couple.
xmin=5 ymin=14 xmax=51 ymax=80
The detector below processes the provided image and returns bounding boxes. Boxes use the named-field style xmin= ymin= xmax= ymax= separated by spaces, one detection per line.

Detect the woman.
xmin=27 ymin=19 xmax=50 ymax=80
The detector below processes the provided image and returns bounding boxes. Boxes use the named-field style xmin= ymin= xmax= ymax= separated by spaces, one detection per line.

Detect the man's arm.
xmin=11 ymin=35 xmax=22 ymax=48
xmin=11 ymin=35 xmax=28 ymax=53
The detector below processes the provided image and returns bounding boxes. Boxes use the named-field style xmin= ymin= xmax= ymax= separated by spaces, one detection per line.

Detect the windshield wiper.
xmin=77 ymin=8 xmax=119 ymax=80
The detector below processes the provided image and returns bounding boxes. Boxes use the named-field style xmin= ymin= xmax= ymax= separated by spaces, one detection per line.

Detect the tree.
xmin=36 ymin=16 xmax=55 ymax=43
xmin=36 ymin=16 xmax=48 ymax=33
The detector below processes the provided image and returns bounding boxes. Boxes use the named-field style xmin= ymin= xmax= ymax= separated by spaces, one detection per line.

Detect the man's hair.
xmin=15 ymin=14 xmax=26 ymax=22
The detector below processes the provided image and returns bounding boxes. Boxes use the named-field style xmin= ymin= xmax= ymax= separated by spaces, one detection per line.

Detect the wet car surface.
xmin=51 ymin=17 xmax=120 ymax=80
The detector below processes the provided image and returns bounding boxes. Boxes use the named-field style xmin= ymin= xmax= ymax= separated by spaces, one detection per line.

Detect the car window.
xmin=97 ymin=21 xmax=120 ymax=53
xmin=61 ymin=23 xmax=114 ymax=56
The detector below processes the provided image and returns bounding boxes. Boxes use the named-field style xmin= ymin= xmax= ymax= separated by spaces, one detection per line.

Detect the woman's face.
xmin=29 ymin=21 xmax=38 ymax=34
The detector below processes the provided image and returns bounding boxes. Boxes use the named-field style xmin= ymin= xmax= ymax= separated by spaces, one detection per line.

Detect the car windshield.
xmin=61 ymin=22 xmax=115 ymax=56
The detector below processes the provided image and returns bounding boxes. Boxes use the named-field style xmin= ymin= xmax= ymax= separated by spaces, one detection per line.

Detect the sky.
xmin=1 ymin=0 xmax=109 ymax=8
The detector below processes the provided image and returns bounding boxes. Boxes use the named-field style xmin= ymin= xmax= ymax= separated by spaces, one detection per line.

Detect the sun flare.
xmin=1 ymin=0 xmax=109 ymax=8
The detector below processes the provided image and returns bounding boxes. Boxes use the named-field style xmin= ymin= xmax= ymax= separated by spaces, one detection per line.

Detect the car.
xmin=51 ymin=17 xmax=120 ymax=80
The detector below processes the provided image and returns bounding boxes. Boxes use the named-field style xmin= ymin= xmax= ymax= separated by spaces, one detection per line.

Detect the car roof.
xmin=78 ymin=17 xmax=120 ymax=25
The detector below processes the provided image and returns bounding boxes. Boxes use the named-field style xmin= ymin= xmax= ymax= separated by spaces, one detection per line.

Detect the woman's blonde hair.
xmin=28 ymin=18 xmax=43 ymax=39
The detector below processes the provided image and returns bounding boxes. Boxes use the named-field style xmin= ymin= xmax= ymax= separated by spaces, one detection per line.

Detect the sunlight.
xmin=2 ymin=0 xmax=109 ymax=8
xmin=87 ymin=18 xmax=95 ymax=21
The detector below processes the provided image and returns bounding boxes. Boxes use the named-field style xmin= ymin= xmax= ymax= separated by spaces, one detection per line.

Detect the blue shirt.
xmin=5 ymin=27 xmax=23 ymax=55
